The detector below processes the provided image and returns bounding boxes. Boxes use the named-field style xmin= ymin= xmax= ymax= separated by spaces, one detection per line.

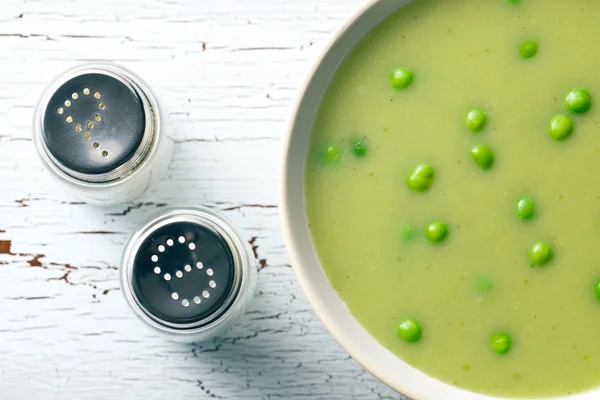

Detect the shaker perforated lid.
xmin=132 ymin=221 xmax=236 ymax=324
xmin=37 ymin=65 xmax=155 ymax=183
xmin=121 ymin=208 xmax=252 ymax=333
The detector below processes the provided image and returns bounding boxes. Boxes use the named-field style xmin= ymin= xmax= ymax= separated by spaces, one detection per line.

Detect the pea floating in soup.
xmin=465 ymin=109 xmax=488 ymax=133
xmin=305 ymin=0 xmax=600 ymax=397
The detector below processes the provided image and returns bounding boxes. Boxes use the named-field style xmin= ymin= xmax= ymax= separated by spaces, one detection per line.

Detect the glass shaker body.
xmin=33 ymin=63 xmax=173 ymax=205
xmin=120 ymin=207 xmax=257 ymax=342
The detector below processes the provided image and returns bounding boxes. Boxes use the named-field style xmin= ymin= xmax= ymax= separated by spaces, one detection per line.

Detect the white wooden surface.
xmin=0 ymin=1 xmax=403 ymax=399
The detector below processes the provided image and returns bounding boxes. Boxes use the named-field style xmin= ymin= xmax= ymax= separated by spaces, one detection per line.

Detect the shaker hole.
xmin=171 ymin=292 xmax=179 ymax=300
xmin=164 ymin=273 xmax=171 ymax=281
xmin=83 ymin=88 xmax=90 ymax=95
xmin=102 ymin=150 xmax=109 ymax=158
xmin=72 ymin=93 xmax=78 ymax=100
xmin=166 ymin=239 xmax=174 ymax=246
xmin=158 ymin=245 xmax=165 ymax=253
xmin=196 ymin=262 xmax=203 ymax=270
xmin=93 ymin=141 xmax=100 ymax=149
xmin=153 ymin=266 xmax=161 ymax=274
xmin=182 ymin=299 xmax=190 ymax=307
xmin=151 ymin=255 xmax=158 ymax=262
xmin=202 ymin=290 xmax=210 ymax=298
xmin=206 ymin=268 xmax=214 ymax=276
xmin=209 ymin=280 xmax=216 ymax=288
xmin=184 ymin=264 xmax=192 ymax=272
xmin=188 ymin=243 xmax=196 ymax=250
xmin=175 ymin=271 xmax=183 ymax=278
xmin=193 ymin=296 xmax=201 ymax=304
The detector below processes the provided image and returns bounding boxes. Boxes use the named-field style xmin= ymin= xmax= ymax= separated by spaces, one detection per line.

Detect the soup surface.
xmin=305 ymin=0 xmax=600 ymax=397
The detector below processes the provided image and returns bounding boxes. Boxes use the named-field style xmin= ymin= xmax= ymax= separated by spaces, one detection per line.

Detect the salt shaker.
xmin=120 ymin=207 xmax=257 ymax=342
xmin=33 ymin=63 xmax=173 ymax=205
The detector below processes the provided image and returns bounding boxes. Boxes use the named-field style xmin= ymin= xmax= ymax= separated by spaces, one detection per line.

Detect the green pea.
xmin=352 ymin=139 xmax=367 ymax=157
xmin=516 ymin=197 xmax=535 ymax=220
xmin=465 ymin=109 xmax=488 ymax=133
xmin=426 ymin=221 xmax=448 ymax=243
xmin=323 ymin=145 xmax=341 ymax=164
xmin=548 ymin=114 xmax=574 ymax=141
xmin=402 ymin=224 xmax=417 ymax=242
xmin=390 ymin=67 xmax=414 ymax=90
xmin=530 ymin=242 xmax=552 ymax=266
xmin=397 ymin=319 xmax=422 ymax=343
xmin=519 ymin=40 xmax=538 ymax=59
xmin=470 ymin=144 xmax=495 ymax=169
xmin=565 ymin=89 xmax=591 ymax=114
xmin=592 ymin=280 xmax=600 ymax=301
xmin=491 ymin=332 xmax=513 ymax=355
xmin=407 ymin=163 xmax=435 ymax=192
xmin=475 ymin=277 xmax=494 ymax=294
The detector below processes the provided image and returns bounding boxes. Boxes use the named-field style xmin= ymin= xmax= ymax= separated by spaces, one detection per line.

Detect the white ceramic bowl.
xmin=279 ymin=1 xmax=597 ymax=399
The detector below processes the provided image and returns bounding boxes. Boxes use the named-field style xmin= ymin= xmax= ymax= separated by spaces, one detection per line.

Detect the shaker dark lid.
xmin=42 ymin=73 xmax=146 ymax=175
xmin=131 ymin=221 xmax=236 ymax=325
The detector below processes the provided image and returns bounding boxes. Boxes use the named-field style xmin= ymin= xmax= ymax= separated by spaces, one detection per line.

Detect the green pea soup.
xmin=305 ymin=0 xmax=600 ymax=397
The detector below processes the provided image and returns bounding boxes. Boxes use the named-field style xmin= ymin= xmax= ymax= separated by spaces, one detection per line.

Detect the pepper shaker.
xmin=120 ymin=207 xmax=257 ymax=342
xmin=33 ymin=63 xmax=173 ymax=205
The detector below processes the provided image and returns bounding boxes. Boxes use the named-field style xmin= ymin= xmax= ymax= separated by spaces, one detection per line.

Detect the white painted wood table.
xmin=0 ymin=1 xmax=403 ymax=399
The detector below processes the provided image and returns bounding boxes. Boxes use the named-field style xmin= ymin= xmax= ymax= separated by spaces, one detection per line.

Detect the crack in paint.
xmin=248 ymin=237 xmax=259 ymax=259
xmin=1 ymin=239 xmax=116 ymax=298
xmin=77 ymin=231 xmax=125 ymax=235
xmin=247 ymin=237 xmax=268 ymax=271
xmin=47 ymin=271 xmax=71 ymax=284
xmin=8 ymin=296 xmax=52 ymax=300
xmin=220 ymin=204 xmax=277 ymax=211
xmin=106 ymin=202 xmax=168 ymax=216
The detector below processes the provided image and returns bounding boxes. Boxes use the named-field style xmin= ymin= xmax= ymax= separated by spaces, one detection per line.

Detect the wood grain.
xmin=0 ymin=0 xmax=404 ymax=399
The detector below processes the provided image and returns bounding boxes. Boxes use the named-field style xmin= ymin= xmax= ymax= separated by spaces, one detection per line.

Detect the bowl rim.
xmin=278 ymin=0 xmax=598 ymax=399
xmin=279 ymin=1 xmax=442 ymax=398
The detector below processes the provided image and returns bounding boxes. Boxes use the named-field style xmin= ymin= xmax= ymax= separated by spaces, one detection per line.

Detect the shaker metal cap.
xmin=132 ymin=221 xmax=236 ymax=324
xmin=121 ymin=208 xmax=252 ymax=334
xmin=37 ymin=65 xmax=155 ymax=183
